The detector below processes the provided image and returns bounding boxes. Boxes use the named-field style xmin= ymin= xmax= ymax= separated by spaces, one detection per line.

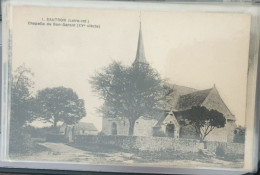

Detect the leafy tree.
xmin=36 ymin=87 xmax=86 ymax=131
xmin=183 ymin=106 xmax=226 ymax=141
xmin=11 ymin=65 xmax=35 ymax=129
xmin=10 ymin=65 xmax=35 ymax=153
xmin=90 ymin=61 xmax=166 ymax=135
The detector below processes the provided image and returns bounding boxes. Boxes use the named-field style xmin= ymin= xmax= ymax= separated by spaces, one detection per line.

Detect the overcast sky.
xmin=11 ymin=6 xmax=251 ymax=130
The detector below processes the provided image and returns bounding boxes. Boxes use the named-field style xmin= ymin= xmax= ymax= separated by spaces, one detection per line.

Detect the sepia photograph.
xmin=7 ymin=5 xmax=252 ymax=169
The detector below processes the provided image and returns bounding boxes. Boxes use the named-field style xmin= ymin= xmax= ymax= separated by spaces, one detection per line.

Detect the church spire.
xmin=133 ymin=20 xmax=148 ymax=65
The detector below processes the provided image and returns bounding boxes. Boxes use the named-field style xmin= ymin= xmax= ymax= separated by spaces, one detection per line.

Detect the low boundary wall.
xmin=74 ymin=135 xmax=244 ymax=155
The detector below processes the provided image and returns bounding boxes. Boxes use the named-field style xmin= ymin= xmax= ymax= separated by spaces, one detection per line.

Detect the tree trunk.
xmin=128 ymin=120 xmax=136 ymax=136
xmin=54 ymin=119 xmax=57 ymax=128
xmin=53 ymin=118 xmax=58 ymax=133
xmin=203 ymin=141 xmax=207 ymax=149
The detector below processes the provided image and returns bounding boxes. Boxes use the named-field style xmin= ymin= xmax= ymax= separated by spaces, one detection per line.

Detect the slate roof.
xmin=173 ymin=86 xmax=235 ymax=120
xmin=164 ymin=83 xmax=197 ymax=111
xmin=155 ymin=85 xmax=236 ymax=128
xmin=175 ymin=88 xmax=212 ymax=111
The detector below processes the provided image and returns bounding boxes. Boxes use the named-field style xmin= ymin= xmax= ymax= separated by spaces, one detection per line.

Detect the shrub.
xmin=24 ymin=125 xmax=52 ymax=139
xmin=233 ymin=126 xmax=245 ymax=143
xmin=9 ymin=130 xmax=34 ymax=154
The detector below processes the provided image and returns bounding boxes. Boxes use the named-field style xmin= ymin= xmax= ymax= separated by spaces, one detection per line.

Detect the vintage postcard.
xmin=1 ymin=1 xmax=259 ymax=173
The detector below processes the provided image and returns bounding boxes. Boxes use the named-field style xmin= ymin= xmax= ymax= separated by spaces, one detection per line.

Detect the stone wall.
xmin=134 ymin=137 xmax=203 ymax=152
xmin=206 ymin=141 xmax=244 ymax=155
xmin=74 ymin=135 xmax=136 ymax=150
xmin=74 ymin=135 xmax=244 ymax=156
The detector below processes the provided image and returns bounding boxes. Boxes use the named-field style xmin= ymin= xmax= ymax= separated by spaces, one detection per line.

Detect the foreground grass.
xmin=9 ymin=141 xmax=244 ymax=169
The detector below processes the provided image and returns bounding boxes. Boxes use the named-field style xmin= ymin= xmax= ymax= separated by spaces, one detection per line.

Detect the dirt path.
xmin=11 ymin=142 xmax=137 ymax=164
xmin=39 ymin=142 xmax=86 ymax=154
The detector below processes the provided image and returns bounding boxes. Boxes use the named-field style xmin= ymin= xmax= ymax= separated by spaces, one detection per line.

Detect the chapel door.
xmin=166 ymin=124 xmax=175 ymax=137
xmin=111 ymin=122 xmax=117 ymax=135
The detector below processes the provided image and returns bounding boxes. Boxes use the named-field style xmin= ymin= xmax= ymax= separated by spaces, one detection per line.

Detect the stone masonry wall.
xmin=206 ymin=141 xmax=244 ymax=155
xmin=74 ymin=135 xmax=243 ymax=156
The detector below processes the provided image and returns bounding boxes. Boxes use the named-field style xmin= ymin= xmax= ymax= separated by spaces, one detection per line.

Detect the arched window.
xmin=111 ymin=122 xmax=117 ymax=135
xmin=166 ymin=124 xmax=175 ymax=137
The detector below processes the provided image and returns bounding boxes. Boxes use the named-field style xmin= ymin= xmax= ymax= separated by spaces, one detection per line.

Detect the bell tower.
xmin=132 ymin=21 xmax=148 ymax=66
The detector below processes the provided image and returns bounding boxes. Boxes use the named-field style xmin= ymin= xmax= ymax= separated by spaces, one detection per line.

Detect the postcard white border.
xmin=1 ymin=0 xmax=260 ymax=174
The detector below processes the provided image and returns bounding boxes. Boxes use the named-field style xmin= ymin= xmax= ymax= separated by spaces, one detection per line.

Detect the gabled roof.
xmin=154 ymin=112 xmax=168 ymax=128
xmin=74 ymin=122 xmax=98 ymax=132
xmin=174 ymin=86 xmax=235 ymax=120
xmin=154 ymin=111 xmax=182 ymax=128
xmin=175 ymin=88 xmax=212 ymax=111
xmin=164 ymin=83 xmax=197 ymax=111
xmin=155 ymin=85 xmax=236 ymax=128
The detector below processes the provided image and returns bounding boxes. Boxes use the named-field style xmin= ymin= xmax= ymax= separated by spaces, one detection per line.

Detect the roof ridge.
xmin=180 ymin=88 xmax=213 ymax=98
xmin=165 ymin=82 xmax=197 ymax=90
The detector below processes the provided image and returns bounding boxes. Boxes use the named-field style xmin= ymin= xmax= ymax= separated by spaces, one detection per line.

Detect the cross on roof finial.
xmin=139 ymin=11 xmax=142 ymax=27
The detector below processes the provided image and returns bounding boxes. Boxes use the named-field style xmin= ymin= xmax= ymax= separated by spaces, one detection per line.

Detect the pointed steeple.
xmin=133 ymin=21 xmax=148 ymax=65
